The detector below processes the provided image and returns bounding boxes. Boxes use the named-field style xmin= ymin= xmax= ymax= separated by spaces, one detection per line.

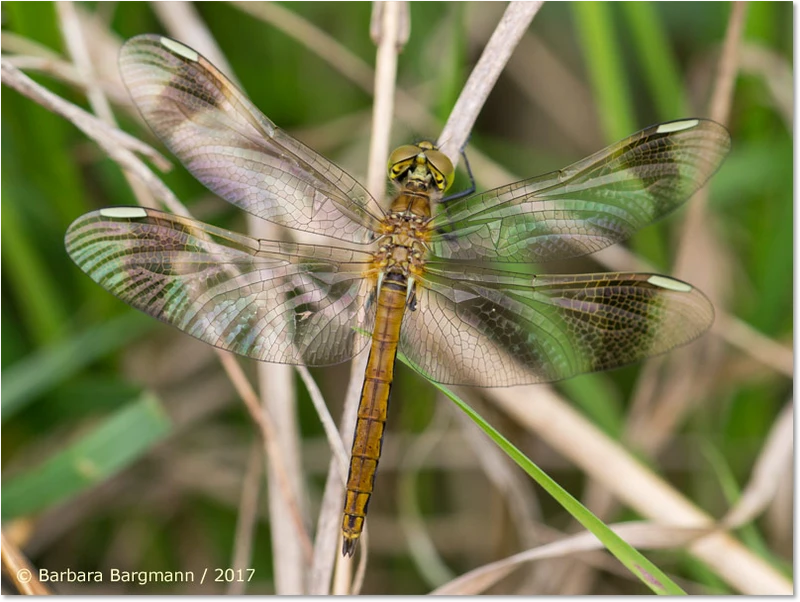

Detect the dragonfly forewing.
xmin=428 ymin=119 xmax=731 ymax=263
xmin=119 ymin=34 xmax=386 ymax=244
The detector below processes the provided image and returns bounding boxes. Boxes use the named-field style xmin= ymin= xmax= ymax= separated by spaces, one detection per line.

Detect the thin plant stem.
xmin=227 ymin=443 xmax=262 ymax=595
xmin=438 ymin=1 xmax=544 ymax=162
xmin=152 ymin=9 xmax=311 ymax=591
xmin=0 ymin=531 xmax=52 ymax=595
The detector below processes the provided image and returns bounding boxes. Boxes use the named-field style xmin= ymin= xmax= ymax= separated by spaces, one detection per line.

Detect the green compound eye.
xmin=424 ymin=148 xmax=454 ymax=191
xmin=387 ymin=145 xmax=420 ymax=179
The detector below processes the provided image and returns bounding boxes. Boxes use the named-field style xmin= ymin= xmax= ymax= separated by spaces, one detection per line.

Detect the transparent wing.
xmin=428 ymin=119 xmax=731 ymax=262
xmin=400 ymin=262 xmax=713 ymax=386
xmin=119 ymin=34 xmax=385 ymax=244
xmin=65 ymin=208 xmax=376 ymax=366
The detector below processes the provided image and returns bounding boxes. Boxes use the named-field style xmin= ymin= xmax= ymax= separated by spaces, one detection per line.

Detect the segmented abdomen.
xmin=341 ymin=272 xmax=407 ymax=556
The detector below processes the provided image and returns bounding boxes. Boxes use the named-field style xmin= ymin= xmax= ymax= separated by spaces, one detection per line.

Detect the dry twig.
xmin=432 ymin=521 xmax=714 ymax=595
xmin=57 ymin=3 xmax=156 ymax=211
xmin=722 ymin=400 xmax=793 ymax=528
xmin=1 ymin=530 xmax=52 ymax=595
xmin=227 ymin=444 xmax=262 ymax=595
xmin=438 ymin=1 xmax=544 ymax=161
xmin=152 ymin=7 xmax=312 ymax=591
xmin=1 ymin=61 xmax=172 ymax=178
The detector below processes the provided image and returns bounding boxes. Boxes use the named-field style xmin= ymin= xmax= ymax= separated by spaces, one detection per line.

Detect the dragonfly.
xmin=65 ymin=34 xmax=731 ymax=557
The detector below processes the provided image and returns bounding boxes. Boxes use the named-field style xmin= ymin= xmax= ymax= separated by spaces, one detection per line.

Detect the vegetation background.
xmin=1 ymin=1 xmax=792 ymax=595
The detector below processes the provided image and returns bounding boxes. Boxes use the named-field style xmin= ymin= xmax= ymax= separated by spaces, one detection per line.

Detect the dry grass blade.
xmin=215 ymin=352 xmax=313 ymax=566
xmin=452 ymin=402 xmax=543 ymax=549
xmin=0 ymin=58 xmax=171 ymax=173
xmin=350 ymin=526 xmax=369 ymax=594
xmin=57 ymin=2 xmax=156 ymax=209
xmin=722 ymin=401 xmax=793 ymax=528
xmin=310 ymin=465 xmax=349 ymax=594
xmin=371 ymin=1 xmax=411 ymax=46
xmin=765 ymin=462 xmax=792 ymax=555
xmin=399 ymin=404 xmax=455 ymax=586
xmin=151 ymin=8 xmax=311 ymax=591
xmin=1 ymin=61 xmax=181 ymax=210
xmin=298 ymin=366 xmax=350 ymax=475
xmin=366 ymin=0 xmax=406 ymax=196
xmin=712 ymin=310 xmax=794 ymax=378
xmin=739 ymin=42 xmax=793 ymax=129
xmin=312 ymin=352 xmax=368 ymax=593
xmin=708 ymin=2 xmax=748 ymax=126
xmin=675 ymin=0 xmax=747 ymax=270
xmin=432 ymin=522 xmax=713 ymax=595
xmin=57 ymin=2 xmax=114 ymax=125
xmin=1 ymin=530 xmax=52 ymax=595
xmin=257 ymin=359 xmax=307 ymax=593
xmin=2 ymin=30 xmax=65 ymax=60
xmin=2 ymin=54 xmax=130 ymax=105
xmin=72 ymin=6 xmax=130 ymax=95
xmin=227 ymin=443 xmax=262 ymax=595
xmin=438 ymin=1 xmax=544 ymax=161
xmin=487 ymin=386 xmax=792 ymax=594
xmin=674 ymin=1 xmax=747 ymax=272
xmin=300 ymin=357 xmax=353 ymax=593
xmin=297 ymin=362 xmax=362 ymax=593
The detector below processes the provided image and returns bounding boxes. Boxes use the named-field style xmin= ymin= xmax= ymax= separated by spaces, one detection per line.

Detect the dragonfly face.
xmin=64 ymin=35 xmax=731 ymax=557
xmin=388 ymin=141 xmax=455 ymax=193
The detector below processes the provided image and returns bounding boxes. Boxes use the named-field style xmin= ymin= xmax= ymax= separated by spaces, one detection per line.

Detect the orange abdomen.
xmin=341 ymin=273 xmax=407 ymax=556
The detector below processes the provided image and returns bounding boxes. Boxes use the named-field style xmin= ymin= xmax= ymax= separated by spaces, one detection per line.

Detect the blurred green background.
xmin=1 ymin=1 xmax=792 ymax=595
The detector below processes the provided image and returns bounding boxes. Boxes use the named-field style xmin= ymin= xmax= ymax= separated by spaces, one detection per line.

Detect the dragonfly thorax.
xmin=374 ymin=212 xmax=427 ymax=276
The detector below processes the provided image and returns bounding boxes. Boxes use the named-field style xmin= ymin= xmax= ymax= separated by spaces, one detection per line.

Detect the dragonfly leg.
xmin=433 ymin=144 xmax=476 ymax=240
xmin=440 ymin=144 xmax=476 ymax=204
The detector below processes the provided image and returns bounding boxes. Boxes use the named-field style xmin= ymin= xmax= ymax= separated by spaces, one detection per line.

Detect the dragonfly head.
xmin=388 ymin=141 xmax=454 ymax=193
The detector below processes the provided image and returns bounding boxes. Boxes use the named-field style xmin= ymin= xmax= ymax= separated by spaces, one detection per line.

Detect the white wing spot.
xmin=160 ymin=37 xmax=199 ymax=62
xmin=99 ymin=207 xmax=149 ymax=219
xmin=647 ymin=275 xmax=692 ymax=292
xmin=656 ymin=119 xmax=700 ymax=134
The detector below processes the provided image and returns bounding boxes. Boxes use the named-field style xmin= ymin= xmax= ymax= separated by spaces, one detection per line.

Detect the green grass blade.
xmin=572 ymin=2 xmax=635 ymax=141
xmin=621 ymin=3 xmax=689 ymax=119
xmin=432 ymin=4 xmax=467 ymax=124
xmin=398 ymin=352 xmax=685 ymax=595
xmin=2 ymin=311 xmax=155 ymax=420
xmin=2 ymin=392 xmax=171 ymax=520
xmin=1 ymin=192 xmax=68 ymax=346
